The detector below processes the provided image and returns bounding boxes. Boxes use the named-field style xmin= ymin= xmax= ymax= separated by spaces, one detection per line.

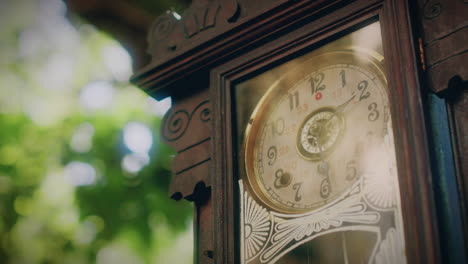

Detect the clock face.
xmin=244 ymin=52 xmax=391 ymax=213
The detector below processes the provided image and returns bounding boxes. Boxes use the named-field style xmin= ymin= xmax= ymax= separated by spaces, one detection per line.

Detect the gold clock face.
xmin=243 ymin=51 xmax=391 ymax=213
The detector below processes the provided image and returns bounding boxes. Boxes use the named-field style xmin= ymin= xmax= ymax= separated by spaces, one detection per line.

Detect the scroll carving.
xmin=423 ymin=1 xmax=442 ymax=20
xmin=160 ymin=91 xmax=212 ymax=200
xmin=162 ymin=100 xmax=210 ymax=142
xmin=183 ymin=0 xmax=239 ymax=37
xmin=147 ymin=0 xmax=239 ymax=62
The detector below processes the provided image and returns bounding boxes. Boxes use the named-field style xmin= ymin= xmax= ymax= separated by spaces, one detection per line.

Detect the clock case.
xmin=211 ymin=0 xmax=438 ymax=263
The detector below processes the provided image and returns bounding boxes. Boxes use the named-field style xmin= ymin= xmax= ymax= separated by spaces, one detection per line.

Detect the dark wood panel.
xmin=418 ymin=0 xmax=468 ymax=43
xmin=427 ymin=52 xmax=468 ymax=93
xmin=380 ymin=1 xmax=440 ymax=261
xmin=416 ymin=0 xmax=468 ymax=93
xmin=425 ymin=27 xmax=468 ymax=67
xmin=194 ymin=190 xmax=213 ymax=264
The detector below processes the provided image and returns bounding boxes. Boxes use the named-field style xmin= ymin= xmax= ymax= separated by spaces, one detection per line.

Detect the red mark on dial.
xmin=315 ymin=92 xmax=323 ymax=100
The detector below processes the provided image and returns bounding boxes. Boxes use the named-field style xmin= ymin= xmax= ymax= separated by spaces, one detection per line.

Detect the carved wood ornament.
xmin=146 ymin=0 xmax=239 ymax=65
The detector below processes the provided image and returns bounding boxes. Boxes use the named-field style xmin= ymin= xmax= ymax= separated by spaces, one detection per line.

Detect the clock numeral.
xmin=293 ymin=182 xmax=303 ymax=202
xmin=289 ymin=91 xmax=299 ymax=110
xmin=320 ymin=178 xmax=331 ymax=199
xmin=269 ymin=118 xmax=285 ymax=136
xmin=368 ymin=102 xmax=380 ymax=122
xmin=310 ymin=72 xmax=326 ymax=95
xmin=358 ymin=80 xmax=370 ymax=101
xmin=267 ymin=146 xmax=277 ymax=166
xmin=339 ymin=69 xmax=346 ymax=88
xmin=318 ymin=161 xmax=331 ymax=199
xmin=274 ymin=169 xmax=291 ymax=188
xmin=346 ymin=160 xmax=357 ymax=181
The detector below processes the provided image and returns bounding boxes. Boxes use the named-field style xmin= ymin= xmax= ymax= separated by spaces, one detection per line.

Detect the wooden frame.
xmin=211 ymin=0 xmax=439 ymax=263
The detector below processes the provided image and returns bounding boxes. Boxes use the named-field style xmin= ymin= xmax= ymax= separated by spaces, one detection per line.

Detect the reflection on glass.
xmin=236 ymin=22 xmax=406 ymax=264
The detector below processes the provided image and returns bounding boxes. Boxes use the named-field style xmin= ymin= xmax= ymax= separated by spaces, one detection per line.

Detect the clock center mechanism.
xmin=297 ymin=107 xmax=345 ymax=160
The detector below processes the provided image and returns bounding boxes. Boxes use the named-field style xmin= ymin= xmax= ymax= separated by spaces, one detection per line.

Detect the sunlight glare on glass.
xmin=102 ymin=45 xmax=132 ymax=82
xmin=351 ymin=22 xmax=382 ymax=55
xmin=64 ymin=161 xmax=97 ymax=186
xmin=146 ymin=97 xmax=171 ymax=117
xmin=70 ymin=123 xmax=95 ymax=153
xmin=121 ymin=153 xmax=150 ymax=174
xmin=80 ymin=81 xmax=115 ymax=111
xmin=123 ymin=122 xmax=153 ymax=154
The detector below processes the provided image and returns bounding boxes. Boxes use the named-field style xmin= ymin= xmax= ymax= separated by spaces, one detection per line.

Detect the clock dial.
xmin=244 ymin=52 xmax=391 ymax=213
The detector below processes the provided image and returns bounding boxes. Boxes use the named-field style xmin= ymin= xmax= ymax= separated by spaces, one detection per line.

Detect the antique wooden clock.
xmin=132 ymin=0 xmax=468 ymax=263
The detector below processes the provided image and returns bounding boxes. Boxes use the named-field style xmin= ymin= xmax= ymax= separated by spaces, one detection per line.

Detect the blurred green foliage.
xmin=0 ymin=0 xmax=193 ymax=263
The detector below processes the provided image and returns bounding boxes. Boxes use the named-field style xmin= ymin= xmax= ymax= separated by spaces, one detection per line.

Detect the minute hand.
xmin=335 ymin=94 xmax=356 ymax=113
xmin=317 ymin=95 xmax=354 ymax=146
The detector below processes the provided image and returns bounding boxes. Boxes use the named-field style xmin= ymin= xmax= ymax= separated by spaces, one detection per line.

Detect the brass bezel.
xmin=241 ymin=49 xmax=387 ymax=214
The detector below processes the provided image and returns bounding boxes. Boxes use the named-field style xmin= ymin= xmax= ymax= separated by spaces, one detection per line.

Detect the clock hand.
xmin=336 ymin=94 xmax=356 ymax=113
xmin=315 ymin=95 xmax=354 ymax=142
xmin=312 ymin=94 xmax=354 ymax=142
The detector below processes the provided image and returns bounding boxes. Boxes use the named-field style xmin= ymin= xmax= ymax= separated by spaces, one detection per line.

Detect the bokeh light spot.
xmin=64 ymin=161 xmax=97 ymax=186
xmin=102 ymin=45 xmax=132 ymax=82
xmin=123 ymin=122 xmax=153 ymax=154
xmin=121 ymin=153 xmax=149 ymax=174
xmin=38 ymin=53 xmax=75 ymax=90
xmin=80 ymin=81 xmax=115 ymax=111
xmin=146 ymin=97 xmax=171 ymax=117
xmin=70 ymin=123 xmax=95 ymax=153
